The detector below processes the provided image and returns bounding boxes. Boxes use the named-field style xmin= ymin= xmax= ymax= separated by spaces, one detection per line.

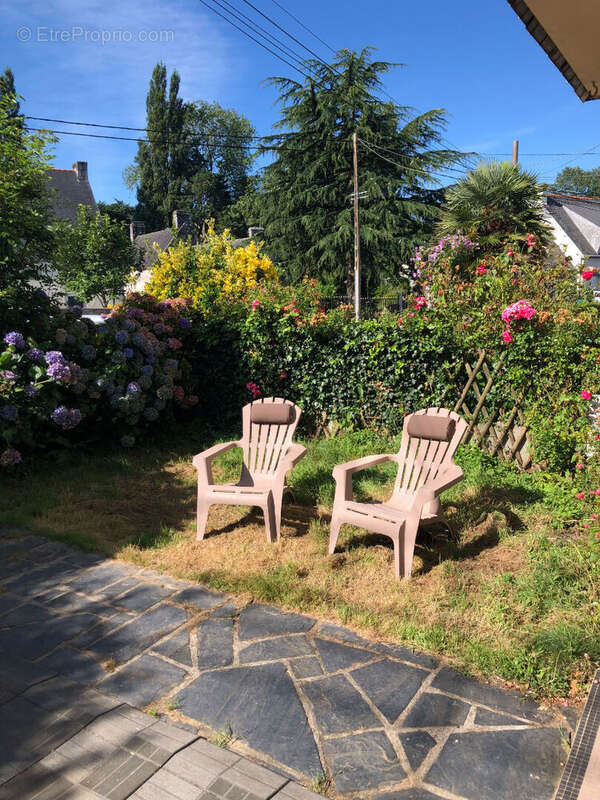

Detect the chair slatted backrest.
xmin=241 ymin=398 xmax=301 ymax=476
xmin=393 ymin=407 xmax=467 ymax=497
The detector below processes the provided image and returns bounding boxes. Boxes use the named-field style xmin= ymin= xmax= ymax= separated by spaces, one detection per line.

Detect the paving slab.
xmin=399 ymin=731 xmax=437 ymax=771
xmin=239 ymin=634 xmax=313 ymax=663
xmin=170 ymin=586 xmax=226 ymax=610
xmin=113 ymin=583 xmax=175 ymax=612
xmin=152 ymin=629 xmax=194 ymax=667
xmin=403 ymin=692 xmax=471 ymax=729
xmin=313 ymin=637 xmax=377 ymax=673
xmin=287 ymin=657 xmax=323 ymax=679
xmin=67 ymin=563 xmax=136 ymax=595
xmin=176 ymin=663 xmax=322 ymax=777
xmin=238 ymin=604 xmax=315 ymax=640
xmin=196 ymin=617 xmax=235 ymax=669
xmin=0 ymin=612 xmax=101 ymax=659
xmin=425 ymin=727 xmax=564 ymax=800
xmin=99 ymin=654 xmax=187 ymax=707
xmin=351 ymin=659 xmax=428 ymax=723
xmin=301 ymin=674 xmax=381 ymax=734
xmin=323 ymin=730 xmax=406 ymax=792
xmin=38 ymin=647 xmax=107 ymax=685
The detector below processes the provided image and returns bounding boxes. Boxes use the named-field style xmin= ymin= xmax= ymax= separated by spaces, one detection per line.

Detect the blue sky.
xmin=3 ymin=0 xmax=600 ymax=204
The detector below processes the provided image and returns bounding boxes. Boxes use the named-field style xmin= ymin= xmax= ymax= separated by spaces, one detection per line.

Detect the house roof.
xmin=544 ymin=193 xmax=600 ymax=255
xmin=508 ymin=1 xmax=600 ymax=102
xmin=47 ymin=166 xmax=97 ymax=223
xmin=133 ymin=229 xmax=175 ymax=270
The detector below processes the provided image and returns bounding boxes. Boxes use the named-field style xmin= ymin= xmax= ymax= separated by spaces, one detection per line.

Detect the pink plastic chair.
xmin=192 ymin=398 xmax=306 ymax=542
xmin=329 ymin=407 xmax=467 ymax=578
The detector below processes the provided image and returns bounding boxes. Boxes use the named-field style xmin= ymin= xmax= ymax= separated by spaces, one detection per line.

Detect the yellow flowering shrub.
xmin=147 ymin=223 xmax=277 ymax=309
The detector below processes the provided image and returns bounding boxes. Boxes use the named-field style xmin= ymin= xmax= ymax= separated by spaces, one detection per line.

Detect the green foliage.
xmin=0 ymin=68 xmax=22 ymax=125
xmin=552 ymin=165 xmax=600 ymax=198
xmin=97 ymin=200 xmax=136 ymax=225
xmin=437 ymin=161 xmax=550 ymax=251
xmin=253 ymin=48 xmax=462 ymax=293
xmin=52 ymin=205 xmax=143 ymax=304
xmin=0 ymin=95 xmax=55 ymax=292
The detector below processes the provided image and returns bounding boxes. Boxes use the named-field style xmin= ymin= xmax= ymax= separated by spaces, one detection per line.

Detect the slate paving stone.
xmin=0 ymin=535 xmax=45 ymax=555
xmin=351 ymin=659 xmax=428 ymax=723
xmin=45 ymin=591 xmax=117 ymax=618
xmin=171 ymin=585 xmax=226 ymax=611
xmin=238 ymin=604 xmax=315 ymax=640
xmin=197 ymin=618 xmax=234 ymax=669
xmin=153 ymin=629 xmax=193 ymax=667
xmin=239 ymin=634 xmax=313 ymax=663
xmin=2 ymin=561 xmax=82 ymax=597
xmin=474 ymin=707 xmax=526 ymax=726
xmin=87 ymin=604 xmax=188 ymax=664
xmin=68 ymin=563 xmax=134 ymax=595
xmin=301 ymin=674 xmax=381 ymax=734
xmin=0 ymin=600 xmax=57 ymax=626
xmin=113 ymin=582 xmax=174 ymax=612
xmin=176 ymin=662 xmax=322 ymax=777
xmin=29 ymin=540 xmax=73 ymax=561
xmin=210 ymin=601 xmax=237 ymax=618
xmin=371 ymin=642 xmax=438 ymax=671
xmin=431 ymin=666 xmax=548 ymax=722
xmin=0 ymin=558 xmax=36 ymax=581
xmin=95 ymin=576 xmax=142 ymax=602
xmin=376 ymin=790 xmax=448 ymax=800
xmin=0 ymin=652 xmax=57 ymax=704
xmin=71 ymin=611 xmax=134 ymax=649
xmin=313 ymin=637 xmax=377 ymax=673
xmin=399 ymin=731 xmax=437 ymax=771
xmin=288 ymin=657 xmax=323 ymax=679
xmin=0 ymin=592 xmax=22 ymax=617
xmin=99 ymin=654 xmax=187 ymax=707
xmin=0 ymin=612 xmax=100 ymax=659
xmin=40 ymin=646 xmax=107 ymax=685
xmin=425 ymin=728 xmax=564 ymax=800
xmin=323 ymin=731 xmax=406 ymax=792
xmin=403 ymin=692 xmax=471 ymax=729
xmin=316 ymin=621 xmax=371 ymax=646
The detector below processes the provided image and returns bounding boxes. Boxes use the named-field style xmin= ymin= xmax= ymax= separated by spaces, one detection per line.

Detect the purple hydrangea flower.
xmin=0 ymin=447 xmax=21 ymax=467
xmin=126 ymin=382 xmax=141 ymax=395
xmin=47 ymin=361 xmax=71 ymax=382
xmin=28 ymin=348 xmax=43 ymax=361
xmin=45 ymin=350 xmax=65 ymax=364
xmin=178 ymin=318 xmax=192 ymax=329
xmin=1 ymin=404 xmax=18 ymax=421
xmin=50 ymin=406 xmax=82 ymax=430
xmin=115 ymin=330 xmax=129 ymax=345
xmin=0 ymin=370 xmax=16 ymax=383
xmin=25 ymin=383 xmax=39 ymax=397
xmin=120 ymin=434 xmax=135 ymax=447
xmin=3 ymin=332 xmax=26 ymax=349
xmin=164 ymin=358 xmax=178 ymax=374
xmin=123 ymin=319 xmax=136 ymax=332
xmin=123 ymin=347 xmax=134 ymax=359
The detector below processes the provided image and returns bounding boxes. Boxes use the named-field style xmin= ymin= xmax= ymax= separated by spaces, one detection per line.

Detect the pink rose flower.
xmin=581 ymin=390 xmax=592 ymax=400
xmin=507 ymin=249 xmax=514 ymax=257
xmin=476 ymin=264 xmax=486 ymax=275
xmin=502 ymin=329 xmax=513 ymax=343
xmin=577 ymin=492 xmax=586 ymax=499
xmin=252 ymin=300 xmax=261 ymax=311
xmin=413 ymin=296 xmax=427 ymax=310
xmin=582 ymin=269 xmax=595 ymax=281
xmin=576 ymin=463 xmax=584 ymax=469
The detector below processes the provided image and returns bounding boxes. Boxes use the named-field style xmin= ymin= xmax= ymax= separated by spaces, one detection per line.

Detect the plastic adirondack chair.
xmin=192 ymin=397 xmax=306 ymax=542
xmin=329 ymin=407 xmax=467 ymax=579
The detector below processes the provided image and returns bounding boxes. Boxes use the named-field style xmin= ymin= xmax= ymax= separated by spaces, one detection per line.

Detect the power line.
xmin=360 ymin=138 xmax=470 ymax=176
xmin=196 ymin=0 xmax=312 ymax=79
xmin=357 ymin=137 xmax=466 ymax=183
xmin=269 ymin=0 xmax=335 ymax=53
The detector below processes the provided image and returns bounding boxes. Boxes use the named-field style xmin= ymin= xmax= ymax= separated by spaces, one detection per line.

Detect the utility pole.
xmin=353 ymin=132 xmax=361 ymax=320
xmin=512 ymin=139 xmax=519 ymax=165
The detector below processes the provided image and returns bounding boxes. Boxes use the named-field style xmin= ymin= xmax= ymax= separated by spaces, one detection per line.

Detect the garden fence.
xmin=442 ymin=349 xmax=532 ymax=469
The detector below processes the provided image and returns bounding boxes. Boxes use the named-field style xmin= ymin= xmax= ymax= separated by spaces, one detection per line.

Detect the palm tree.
xmin=437 ymin=161 xmax=550 ymax=249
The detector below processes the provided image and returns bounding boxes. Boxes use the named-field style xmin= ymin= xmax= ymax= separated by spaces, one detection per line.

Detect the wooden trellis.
xmin=442 ymin=349 xmax=532 ymax=469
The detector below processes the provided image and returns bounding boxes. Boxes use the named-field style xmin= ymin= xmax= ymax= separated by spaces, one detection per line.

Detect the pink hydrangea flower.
xmin=501 ymin=300 xmax=537 ymax=323
xmin=581 ymin=390 xmax=592 ymax=400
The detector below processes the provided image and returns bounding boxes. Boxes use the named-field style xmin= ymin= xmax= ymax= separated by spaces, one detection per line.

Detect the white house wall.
xmin=562 ymin=205 xmax=600 ymax=253
xmin=543 ymin=210 xmax=584 ymax=265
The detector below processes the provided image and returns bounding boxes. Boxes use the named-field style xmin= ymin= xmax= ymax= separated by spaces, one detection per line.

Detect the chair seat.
xmin=208 ymin=484 xmax=270 ymax=496
xmin=344 ymin=501 xmax=408 ymax=524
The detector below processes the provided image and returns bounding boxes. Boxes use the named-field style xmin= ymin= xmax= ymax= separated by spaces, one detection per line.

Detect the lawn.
xmin=2 ymin=421 xmax=599 ymax=704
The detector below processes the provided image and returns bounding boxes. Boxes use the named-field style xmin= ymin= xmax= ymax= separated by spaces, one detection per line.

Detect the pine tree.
xmin=0 ymin=68 xmax=23 ymax=128
xmin=255 ymin=48 xmax=462 ymax=294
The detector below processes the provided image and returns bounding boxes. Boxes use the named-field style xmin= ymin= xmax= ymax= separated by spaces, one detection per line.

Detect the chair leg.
xmin=263 ymin=493 xmax=277 ymax=543
xmin=196 ymin=498 xmax=211 ymax=541
xmin=397 ymin=519 xmax=419 ymax=579
xmin=328 ymin=516 xmax=342 ymax=555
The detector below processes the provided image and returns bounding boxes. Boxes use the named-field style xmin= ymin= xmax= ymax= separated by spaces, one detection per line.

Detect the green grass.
xmin=2 ymin=420 xmax=599 ymax=702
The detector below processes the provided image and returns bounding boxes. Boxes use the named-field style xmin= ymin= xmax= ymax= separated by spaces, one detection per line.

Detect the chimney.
xmin=72 ymin=161 xmax=88 ymax=182
xmin=129 ymin=221 xmax=145 ymax=242
xmin=248 ymin=226 xmax=264 ymax=238
xmin=172 ymin=210 xmax=192 ymax=230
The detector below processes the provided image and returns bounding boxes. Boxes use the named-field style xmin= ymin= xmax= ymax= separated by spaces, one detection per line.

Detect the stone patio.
xmin=0 ymin=533 xmax=574 ymax=799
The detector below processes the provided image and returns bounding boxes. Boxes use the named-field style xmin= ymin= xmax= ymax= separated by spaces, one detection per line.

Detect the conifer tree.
xmin=256 ymin=48 xmax=462 ymax=294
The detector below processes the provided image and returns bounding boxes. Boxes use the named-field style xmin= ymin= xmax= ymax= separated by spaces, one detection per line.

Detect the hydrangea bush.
xmin=0 ymin=291 xmax=197 ymax=467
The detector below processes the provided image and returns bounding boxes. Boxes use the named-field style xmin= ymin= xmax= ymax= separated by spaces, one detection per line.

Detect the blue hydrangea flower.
xmin=0 ymin=370 xmax=16 ymax=383
xmin=47 ymin=361 xmax=71 ymax=382
xmin=123 ymin=319 xmax=136 ymax=332
xmin=115 ymin=330 xmax=129 ymax=345
xmin=120 ymin=435 xmax=135 ymax=447
xmin=145 ymin=355 xmax=155 ymax=365
xmin=25 ymin=383 xmax=39 ymax=397
xmin=141 ymin=364 xmax=153 ymax=376
xmin=80 ymin=345 xmax=96 ymax=361
xmin=126 ymin=382 xmax=141 ymax=395
xmin=4 ymin=332 xmax=26 ymax=349
xmin=123 ymin=347 xmax=134 ymax=359
xmin=45 ymin=350 xmax=65 ymax=364
xmin=178 ymin=318 xmax=192 ymax=329
xmin=28 ymin=348 xmax=43 ymax=361
xmin=1 ymin=404 xmax=19 ymax=421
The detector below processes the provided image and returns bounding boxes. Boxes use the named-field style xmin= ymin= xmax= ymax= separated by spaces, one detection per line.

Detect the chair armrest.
xmin=192 ymin=441 xmax=240 ymax=486
xmin=410 ymin=464 xmax=464 ymax=511
xmin=332 ymin=453 xmax=397 ymax=479
xmin=279 ymin=443 xmax=307 ymax=472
